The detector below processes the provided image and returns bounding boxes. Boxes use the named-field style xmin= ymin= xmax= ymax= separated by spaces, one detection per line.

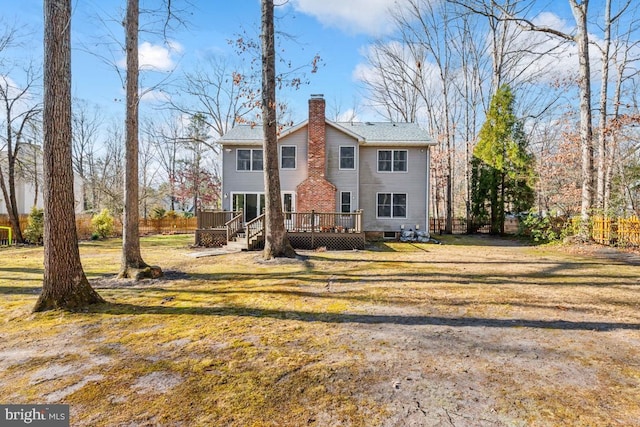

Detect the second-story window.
xmin=281 ymin=146 xmax=296 ymax=169
xmin=237 ymin=149 xmax=263 ymax=171
xmin=340 ymin=146 xmax=355 ymax=169
xmin=378 ymin=149 xmax=407 ymax=172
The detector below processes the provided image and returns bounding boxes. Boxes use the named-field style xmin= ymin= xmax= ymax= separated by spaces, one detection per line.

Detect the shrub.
xmin=519 ymin=212 xmax=571 ymax=243
xmin=91 ymin=208 xmax=115 ymax=239
xmin=151 ymin=207 xmax=166 ymax=219
xmin=24 ymin=207 xmax=44 ymax=245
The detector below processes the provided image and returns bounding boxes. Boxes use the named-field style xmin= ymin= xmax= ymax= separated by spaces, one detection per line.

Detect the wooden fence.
xmin=592 ymin=216 xmax=640 ymax=247
xmin=430 ymin=217 xmax=520 ymax=235
xmin=0 ymin=214 xmax=197 ymax=242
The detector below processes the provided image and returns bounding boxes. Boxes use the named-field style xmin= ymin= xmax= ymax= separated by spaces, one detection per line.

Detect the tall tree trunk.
xmin=261 ymin=0 xmax=295 ymax=259
xmin=34 ymin=0 xmax=104 ymax=312
xmin=119 ymin=0 xmax=162 ymax=279
xmin=596 ymin=0 xmax=611 ymax=212
xmin=605 ymin=52 xmax=625 ymax=213
xmin=570 ymin=0 xmax=594 ymax=235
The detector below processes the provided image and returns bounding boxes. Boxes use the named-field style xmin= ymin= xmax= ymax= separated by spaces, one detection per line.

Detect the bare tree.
xmin=261 ymin=0 xmax=295 ymax=259
xmin=119 ymin=0 xmax=162 ymax=279
xmin=34 ymin=0 xmax=104 ymax=311
xmin=139 ymin=117 xmax=161 ymax=218
xmin=359 ymin=39 xmax=424 ymax=123
xmin=148 ymin=112 xmax=183 ymax=211
xmin=97 ymin=121 xmax=126 ymax=214
xmin=172 ymin=57 xmax=258 ymax=138
xmin=394 ymin=0 xmax=461 ymax=232
xmin=0 ymin=60 xmax=41 ymax=243
xmin=72 ymin=99 xmax=103 ymax=212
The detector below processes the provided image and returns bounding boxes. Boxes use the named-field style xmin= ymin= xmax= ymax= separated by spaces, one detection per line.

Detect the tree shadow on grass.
xmin=90 ymin=302 xmax=640 ymax=332
xmin=0 ymin=286 xmax=41 ymax=294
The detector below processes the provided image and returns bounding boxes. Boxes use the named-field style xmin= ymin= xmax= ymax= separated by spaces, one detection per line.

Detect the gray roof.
xmin=219 ymin=120 xmax=435 ymax=146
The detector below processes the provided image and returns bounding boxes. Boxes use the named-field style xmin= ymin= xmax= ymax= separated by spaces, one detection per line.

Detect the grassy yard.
xmin=1 ymin=235 xmax=639 ymax=426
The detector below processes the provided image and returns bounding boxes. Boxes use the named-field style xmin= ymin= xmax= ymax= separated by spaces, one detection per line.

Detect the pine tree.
xmin=471 ymin=84 xmax=534 ymax=234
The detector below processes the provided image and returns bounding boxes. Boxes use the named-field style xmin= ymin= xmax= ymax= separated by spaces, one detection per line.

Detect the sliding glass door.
xmin=232 ymin=193 xmax=265 ymax=222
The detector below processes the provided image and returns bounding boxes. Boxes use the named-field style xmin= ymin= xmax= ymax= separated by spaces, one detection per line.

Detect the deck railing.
xmin=283 ymin=210 xmax=363 ymax=233
xmin=245 ymin=213 xmax=266 ymax=248
xmin=225 ymin=211 xmax=244 ymax=242
xmin=197 ymin=210 xmax=242 ymax=229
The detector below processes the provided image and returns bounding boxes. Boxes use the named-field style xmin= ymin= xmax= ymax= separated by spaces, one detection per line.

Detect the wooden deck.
xmin=195 ymin=210 xmax=366 ymax=250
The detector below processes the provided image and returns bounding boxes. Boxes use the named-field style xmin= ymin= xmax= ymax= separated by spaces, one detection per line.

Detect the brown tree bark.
xmin=569 ymin=0 xmax=594 ymax=235
xmin=34 ymin=0 xmax=104 ymax=312
xmin=119 ymin=0 xmax=162 ymax=279
xmin=261 ymin=0 xmax=296 ymax=259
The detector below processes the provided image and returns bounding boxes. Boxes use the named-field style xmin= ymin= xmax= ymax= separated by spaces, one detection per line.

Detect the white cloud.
xmin=290 ymin=0 xmax=409 ymax=36
xmin=117 ymin=41 xmax=183 ymax=72
xmin=0 ymin=75 xmax=38 ymax=118
xmin=508 ymin=12 xmax=602 ymax=84
xmin=533 ymin=11 xmax=573 ymax=33
xmin=336 ymin=108 xmax=359 ymax=122
xmin=140 ymin=88 xmax=170 ymax=103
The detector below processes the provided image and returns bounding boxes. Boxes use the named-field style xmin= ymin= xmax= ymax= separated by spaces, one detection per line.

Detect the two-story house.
xmin=219 ymin=94 xmax=436 ymax=239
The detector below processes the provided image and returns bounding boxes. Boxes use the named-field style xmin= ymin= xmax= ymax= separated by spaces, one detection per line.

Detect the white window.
xmin=339 ymin=146 xmax=355 ymax=170
xmin=377 ymin=193 xmax=407 ymax=218
xmin=378 ymin=149 xmax=407 ymax=172
xmin=237 ymin=149 xmax=263 ymax=171
xmin=281 ymin=146 xmax=296 ymax=169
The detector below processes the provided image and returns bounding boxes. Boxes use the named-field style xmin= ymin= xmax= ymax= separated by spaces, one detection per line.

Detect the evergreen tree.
xmin=471 ymin=84 xmax=535 ymax=234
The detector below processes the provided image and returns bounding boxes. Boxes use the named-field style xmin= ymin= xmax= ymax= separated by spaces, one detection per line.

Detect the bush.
xmin=151 ymin=207 xmax=166 ymax=219
xmin=24 ymin=207 xmax=44 ymax=245
xmin=91 ymin=208 xmax=115 ymax=239
xmin=519 ymin=212 xmax=571 ymax=243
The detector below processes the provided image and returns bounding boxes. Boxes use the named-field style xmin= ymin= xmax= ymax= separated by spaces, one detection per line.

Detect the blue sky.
xmin=1 ymin=0 xmax=392 ymax=124
xmin=0 ymin=0 xmax=622 ymax=127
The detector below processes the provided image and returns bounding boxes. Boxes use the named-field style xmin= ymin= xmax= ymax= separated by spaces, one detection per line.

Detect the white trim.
xmin=339 ymin=191 xmax=352 ymax=213
xmin=338 ymin=145 xmax=356 ymax=170
xmin=280 ymin=145 xmax=297 ymax=170
xmin=230 ymin=192 xmax=266 ymax=222
xmin=236 ymin=148 xmax=264 ymax=172
xmin=282 ymin=191 xmax=296 ymax=212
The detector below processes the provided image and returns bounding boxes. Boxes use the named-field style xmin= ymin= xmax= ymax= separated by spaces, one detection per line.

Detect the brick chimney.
xmin=308 ymin=94 xmax=327 ymax=177
xmin=296 ymin=94 xmax=337 ymax=212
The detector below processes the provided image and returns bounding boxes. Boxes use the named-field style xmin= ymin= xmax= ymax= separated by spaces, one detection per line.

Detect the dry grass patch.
xmin=1 ymin=234 xmax=639 ymax=426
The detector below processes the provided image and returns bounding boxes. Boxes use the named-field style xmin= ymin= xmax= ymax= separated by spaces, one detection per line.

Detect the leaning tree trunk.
xmin=119 ymin=0 xmax=162 ymax=279
xmin=34 ymin=0 xmax=104 ymax=312
xmin=261 ymin=0 xmax=296 ymax=259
